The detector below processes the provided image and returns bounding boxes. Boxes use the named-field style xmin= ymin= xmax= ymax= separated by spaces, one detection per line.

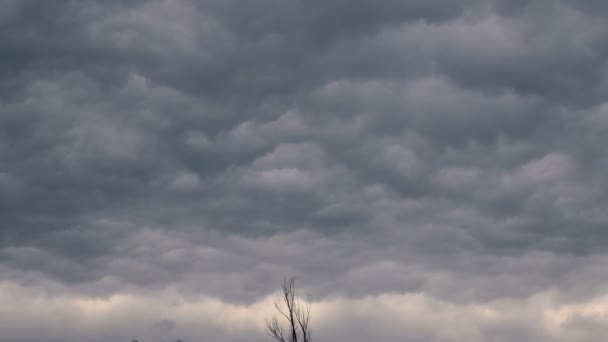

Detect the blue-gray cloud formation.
xmin=2 ymin=0 xmax=608 ymax=341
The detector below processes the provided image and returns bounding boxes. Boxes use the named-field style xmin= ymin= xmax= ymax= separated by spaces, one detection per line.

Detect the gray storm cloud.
xmin=2 ymin=0 xmax=608 ymax=341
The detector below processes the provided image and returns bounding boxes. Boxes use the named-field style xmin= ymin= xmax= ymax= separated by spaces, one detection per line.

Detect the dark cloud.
xmin=2 ymin=0 xmax=608 ymax=341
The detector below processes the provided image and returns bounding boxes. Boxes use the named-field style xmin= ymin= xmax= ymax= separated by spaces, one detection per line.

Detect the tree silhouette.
xmin=265 ymin=277 xmax=312 ymax=342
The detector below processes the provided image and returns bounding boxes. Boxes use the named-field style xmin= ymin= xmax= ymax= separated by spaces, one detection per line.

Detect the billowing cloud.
xmin=2 ymin=0 xmax=608 ymax=341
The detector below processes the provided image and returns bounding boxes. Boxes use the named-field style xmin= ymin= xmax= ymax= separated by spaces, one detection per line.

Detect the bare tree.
xmin=265 ymin=277 xmax=312 ymax=342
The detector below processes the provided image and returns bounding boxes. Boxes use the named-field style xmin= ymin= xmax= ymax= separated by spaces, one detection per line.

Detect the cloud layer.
xmin=2 ymin=0 xmax=608 ymax=341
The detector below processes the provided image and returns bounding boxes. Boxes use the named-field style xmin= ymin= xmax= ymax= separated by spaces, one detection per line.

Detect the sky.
xmin=2 ymin=0 xmax=608 ymax=341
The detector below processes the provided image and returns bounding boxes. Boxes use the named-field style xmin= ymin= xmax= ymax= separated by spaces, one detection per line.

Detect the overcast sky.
xmin=2 ymin=0 xmax=608 ymax=341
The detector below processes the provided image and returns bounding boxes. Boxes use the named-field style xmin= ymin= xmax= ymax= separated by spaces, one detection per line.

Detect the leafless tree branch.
xmin=265 ymin=277 xmax=312 ymax=342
